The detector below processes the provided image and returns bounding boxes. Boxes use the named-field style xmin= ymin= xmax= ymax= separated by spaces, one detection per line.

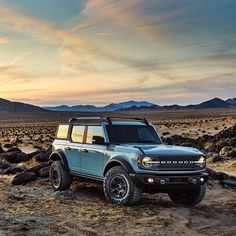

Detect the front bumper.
xmin=130 ymin=171 xmax=209 ymax=192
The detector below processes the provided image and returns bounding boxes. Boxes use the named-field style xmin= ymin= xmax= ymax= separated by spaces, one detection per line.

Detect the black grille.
xmin=152 ymin=155 xmax=201 ymax=171
xmin=159 ymin=161 xmax=196 ymax=170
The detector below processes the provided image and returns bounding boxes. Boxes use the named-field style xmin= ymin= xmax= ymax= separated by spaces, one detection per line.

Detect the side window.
xmin=71 ymin=126 xmax=85 ymax=143
xmin=57 ymin=125 xmax=69 ymax=139
xmin=86 ymin=126 xmax=104 ymax=144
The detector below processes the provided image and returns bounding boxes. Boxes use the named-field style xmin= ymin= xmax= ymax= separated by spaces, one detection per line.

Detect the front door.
xmin=80 ymin=126 xmax=105 ymax=178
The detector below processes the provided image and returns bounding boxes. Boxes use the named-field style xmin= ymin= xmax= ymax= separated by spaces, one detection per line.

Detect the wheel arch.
xmin=103 ymin=157 xmax=135 ymax=176
xmin=49 ymin=150 xmax=69 ymax=171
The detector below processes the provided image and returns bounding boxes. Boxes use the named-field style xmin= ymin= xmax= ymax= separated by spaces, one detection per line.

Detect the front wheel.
xmin=168 ymin=184 xmax=207 ymax=206
xmin=103 ymin=166 xmax=141 ymax=206
xmin=49 ymin=161 xmax=71 ymax=191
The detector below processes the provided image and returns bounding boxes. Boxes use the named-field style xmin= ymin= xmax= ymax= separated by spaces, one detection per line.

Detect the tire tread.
xmin=168 ymin=184 xmax=207 ymax=206
xmin=50 ymin=161 xmax=71 ymax=191
xmin=103 ymin=166 xmax=141 ymax=206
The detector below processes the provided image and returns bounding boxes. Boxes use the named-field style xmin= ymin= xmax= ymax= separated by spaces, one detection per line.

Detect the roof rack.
xmin=68 ymin=116 xmax=149 ymax=125
xmin=68 ymin=117 xmax=103 ymax=123
xmin=101 ymin=116 xmax=149 ymax=125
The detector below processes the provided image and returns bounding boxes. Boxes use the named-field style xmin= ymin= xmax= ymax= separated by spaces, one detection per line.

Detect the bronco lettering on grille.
xmin=160 ymin=160 xmax=195 ymax=164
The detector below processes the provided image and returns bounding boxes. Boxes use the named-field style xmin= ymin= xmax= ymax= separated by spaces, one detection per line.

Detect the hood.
xmin=121 ymin=144 xmax=203 ymax=157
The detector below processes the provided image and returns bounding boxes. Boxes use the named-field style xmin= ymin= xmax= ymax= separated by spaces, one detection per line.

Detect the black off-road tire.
xmin=50 ymin=161 xmax=71 ymax=191
xmin=168 ymin=184 xmax=207 ymax=206
xmin=103 ymin=166 xmax=141 ymax=206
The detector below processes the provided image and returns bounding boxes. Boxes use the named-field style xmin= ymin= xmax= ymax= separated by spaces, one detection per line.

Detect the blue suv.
xmin=49 ymin=117 xmax=208 ymax=206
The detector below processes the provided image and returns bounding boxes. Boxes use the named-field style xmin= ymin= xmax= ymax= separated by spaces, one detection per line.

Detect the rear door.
xmin=80 ymin=125 xmax=106 ymax=178
xmin=64 ymin=125 xmax=85 ymax=173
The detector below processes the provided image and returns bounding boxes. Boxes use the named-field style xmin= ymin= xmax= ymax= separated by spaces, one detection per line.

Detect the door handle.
xmin=81 ymin=149 xmax=88 ymax=153
xmin=65 ymin=147 xmax=71 ymax=151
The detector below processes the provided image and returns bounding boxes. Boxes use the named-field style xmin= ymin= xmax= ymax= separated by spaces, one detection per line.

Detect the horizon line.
xmin=1 ymin=96 xmax=235 ymax=108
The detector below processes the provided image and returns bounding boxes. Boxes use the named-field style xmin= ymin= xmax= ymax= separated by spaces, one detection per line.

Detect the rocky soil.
xmin=0 ymin=176 xmax=235 ymax=236
xmin=0 ymin=110 xmax=236 ymax=235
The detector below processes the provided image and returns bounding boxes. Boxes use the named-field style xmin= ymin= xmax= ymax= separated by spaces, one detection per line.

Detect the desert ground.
xmin=0 ymin=109 xmax=236 ymax=236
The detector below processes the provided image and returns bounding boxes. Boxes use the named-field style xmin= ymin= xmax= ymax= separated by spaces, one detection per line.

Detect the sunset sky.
xmin=0 ymin=0 xmax=235 ymax=106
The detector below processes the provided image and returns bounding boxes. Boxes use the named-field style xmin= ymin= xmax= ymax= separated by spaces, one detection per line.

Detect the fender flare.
xmin=49 ymin=150 xmax=69 ymax=171
xmin=103 ymin=157 xmax=135 ymax=176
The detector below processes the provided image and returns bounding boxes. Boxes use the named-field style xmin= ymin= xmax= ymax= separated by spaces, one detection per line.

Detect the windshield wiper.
xmin=109 ymin=140 xmax=160 ymax=144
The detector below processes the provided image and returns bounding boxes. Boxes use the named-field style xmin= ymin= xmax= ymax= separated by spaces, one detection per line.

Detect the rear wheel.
xmin=168 ymin=184 xmax=207 ymax=206
xmin=103 ymin=166 xmax=141 ymax=206
xmin=50 ymin=161 xmax=71 ymax=191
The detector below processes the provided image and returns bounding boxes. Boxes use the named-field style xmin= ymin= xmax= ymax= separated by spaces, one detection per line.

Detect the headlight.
xmin=195 ymin=156 xmax=206 ymax=167
xmin=141 ymin=157 xmax=160 ymax=168
xmin=142 ymin=157 xmax=153 ymax=168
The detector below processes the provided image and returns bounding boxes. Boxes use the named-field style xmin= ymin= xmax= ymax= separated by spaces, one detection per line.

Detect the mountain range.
xmin=44 ymin=101 xmax=155 ymax=112
xmin=0 ymin=97 xmax=236 ymax=113
xmin=45 ymin=98 xmax=236 ymax=112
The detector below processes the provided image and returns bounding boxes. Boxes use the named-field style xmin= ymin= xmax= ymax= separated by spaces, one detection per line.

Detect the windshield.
xmin=106 ymin=125 xmax=162 ymax=144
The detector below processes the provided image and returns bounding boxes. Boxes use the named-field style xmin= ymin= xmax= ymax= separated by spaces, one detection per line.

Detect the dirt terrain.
xmin=0 ymin=176 xmax=236 ymax=236
xmin=0 ymin=109 xmax=236 ymax=236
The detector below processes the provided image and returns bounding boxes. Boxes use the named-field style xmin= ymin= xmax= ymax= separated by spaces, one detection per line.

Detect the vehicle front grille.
xmin=153 ymin=156 xmax=201 ymax=171
xmin=159 ymin=160 xmax=196 ymax=170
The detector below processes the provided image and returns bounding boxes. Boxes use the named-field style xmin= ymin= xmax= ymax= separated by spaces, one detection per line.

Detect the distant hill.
xmin=117 ymin=104 xmax=160 ymax=111
xmin=118 ymin=98 xmax=236 ymax=111
xmin=0 ymin=98 xmax=47 ymax=113
xmin=188 ymin=98 xmax=230 ymax=109
xmin=46 ymin=104 xmax=98 ymax=112
xmin=226 ymin=98 xmax=236 ymax=105
xmin=161 ymin=104 xmax=182 ymax=110
xmin=45 ymin=100 xmax=156 ymax=112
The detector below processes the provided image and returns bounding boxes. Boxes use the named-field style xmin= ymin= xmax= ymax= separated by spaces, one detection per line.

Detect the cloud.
xmin=73 ymin=0 xmax=206 ymax=42
xmin=0 ymin=0 xmax=219 ymax=78
xmin=0 ymin=1 xmax=87 ymax=46
xmin=0 ymin=37 xmax=8 ymax=44
xmin=181 ymin=73 xmax=236 ymax=92
xmin=0 ymin=2 xmax=102 ymax=77
xmin=50 ymin=71 xmax=236 ymax=105
xmin=62 ymin=0 xmax=236 ymax=78
xmin=1 ymin=66 xmax=235 ymax=106
xmin=0 ymin=64 xmax=31 ymax=84
xmin=0 ymin=49 xmax=47 ymax=86
xmin=0 ymin=0 xmax=235 ymax=106
xmin=0 ymin=1 xmax=163 ymax=75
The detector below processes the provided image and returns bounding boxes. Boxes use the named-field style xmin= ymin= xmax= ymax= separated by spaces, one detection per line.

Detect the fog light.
xmin=160 ymin=179 xmax=166 ymax=185
xmin=200 ymin=177 xmax=204 ymax=182
xmin=147 ymin=178 xmax=154 ymax=183
xmin=192 ymin=178 xmax=198 ymax=184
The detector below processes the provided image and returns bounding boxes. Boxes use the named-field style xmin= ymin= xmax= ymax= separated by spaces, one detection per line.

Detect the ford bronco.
xmin=49 ymin=117 xmax=208 ymax=206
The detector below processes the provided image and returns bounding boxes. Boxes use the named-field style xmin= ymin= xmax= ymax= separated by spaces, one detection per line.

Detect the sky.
xmin=0 ymin=0 xmax=235 ymax=106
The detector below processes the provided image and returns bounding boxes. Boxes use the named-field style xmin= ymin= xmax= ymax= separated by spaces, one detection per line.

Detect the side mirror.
xmin=92 ymin=136 xmax=106 ymax=145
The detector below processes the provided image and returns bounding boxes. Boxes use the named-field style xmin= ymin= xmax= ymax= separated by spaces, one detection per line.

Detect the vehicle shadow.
xmin=71 ymin=179 xmax=175 ymax=207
